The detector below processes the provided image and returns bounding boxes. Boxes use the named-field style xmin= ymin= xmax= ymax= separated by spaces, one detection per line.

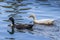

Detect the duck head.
xmin=29 ymin=14 xmax=36 ymax=20
xmin=9 ymin=17 xmax=15 ymax=26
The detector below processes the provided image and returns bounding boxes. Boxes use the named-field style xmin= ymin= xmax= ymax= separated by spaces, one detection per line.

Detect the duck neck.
xmin=12 ymin=20 xmax=15 ymax=26
xmin=33 ymin=16 xmax=36 ymax=20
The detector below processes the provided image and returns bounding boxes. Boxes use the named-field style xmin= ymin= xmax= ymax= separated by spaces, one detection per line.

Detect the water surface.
xmin=0 ymin=0 xmax=60 ymax=40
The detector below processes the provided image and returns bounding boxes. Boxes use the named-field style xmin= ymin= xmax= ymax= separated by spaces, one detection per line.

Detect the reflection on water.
xmin=0 ymin=0 xmax=60 ymax=40
xmin=5 ymin=38 xmax=15 ymax=40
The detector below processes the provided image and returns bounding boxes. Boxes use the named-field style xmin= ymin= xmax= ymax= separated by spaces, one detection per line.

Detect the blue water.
xmin=0 ymin=0 xmax=60 ymax=40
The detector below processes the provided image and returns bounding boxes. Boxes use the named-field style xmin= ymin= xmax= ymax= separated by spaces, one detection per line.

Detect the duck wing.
xmin=15 ymin=24 xmax=33 ymax=29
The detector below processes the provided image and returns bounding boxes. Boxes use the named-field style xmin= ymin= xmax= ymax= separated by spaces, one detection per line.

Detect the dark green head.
xmin=9 ymin=17 xmax=15 ymax=25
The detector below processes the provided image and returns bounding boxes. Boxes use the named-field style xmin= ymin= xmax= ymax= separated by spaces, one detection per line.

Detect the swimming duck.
xmin=29 ymin=14 xmax=54 ymax=25
xmin=8 ymin=17 xmax=34 ymax=34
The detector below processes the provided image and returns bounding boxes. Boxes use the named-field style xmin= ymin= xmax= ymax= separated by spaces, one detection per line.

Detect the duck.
xmin=29 ymin=14 xmax=54 ymax=25
xmin=8 ymin=17 xmax=34 ymax=34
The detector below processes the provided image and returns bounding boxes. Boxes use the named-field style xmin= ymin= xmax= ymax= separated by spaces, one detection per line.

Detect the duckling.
xmin=8 ymin=17 xmax=34 ymax=34
xmin=29 ymin=14 xmax=54 ymax=25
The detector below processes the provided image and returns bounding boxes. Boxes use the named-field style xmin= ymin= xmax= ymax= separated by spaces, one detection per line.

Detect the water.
xmin=0 ymin=0 xmax=60 ymax=40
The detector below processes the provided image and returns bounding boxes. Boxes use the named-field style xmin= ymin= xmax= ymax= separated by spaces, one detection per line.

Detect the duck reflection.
xmin=5 ymin=38 xmax=15 ymax=40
